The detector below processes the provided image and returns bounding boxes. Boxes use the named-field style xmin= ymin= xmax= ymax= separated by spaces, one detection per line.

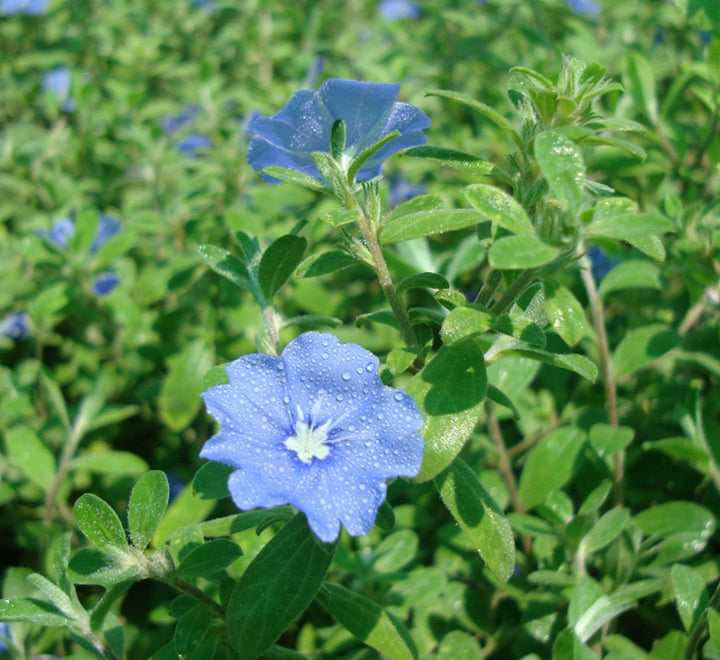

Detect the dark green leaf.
xmin=347 ymin=129 xmax=401 ymax=183
xmin=497 ymin=348 xmax=598 ymax=381
xmin=197 ymin=244 xmax=259 ymax=298
xmin=226 ymin=515 xmax=334 ymax=657
xmin=193 ymin=462 xmax=233 ymax=500
xmin=486 ymin=385 xmax=520 ymax=419
xmin=396 ymin=272 xmax=450 ymax=295
xmin=403 ymin=146 xmax=495 ymax=174
xmin=586 ymin=213 xmax=673 ymax=240
xmin=330 ymin=119 xmax=346 ymax=161
xmin=544 ymin=281 xmax=588 ymax=346
xmin=299 ymin=250 xmax=360 ymax=278
xmin=258 ymin=235 xmax=308 ymax=300
xmin=174 ymin=604 xmax=212 ymax=656
xmin=612 ymin=325 xmax=679 ymax=378
xmin=178 ymin=539 xmax=242 ymax=578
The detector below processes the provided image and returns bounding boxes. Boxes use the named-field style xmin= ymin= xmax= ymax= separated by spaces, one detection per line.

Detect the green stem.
xmin=355 ymin=213 xmax=418 ymax=350
xmin=476 ymin=269 xmax=503 ymax=307
xmin=489 ymin=269 xmax=538 ymax=315
xmin=165 ymin=575 xmax=227 ymax=619
xmin=43 ymin=425 xmax=84 ymax=527
xmin=578 ymin=247 xmax=622 ymax=499
xmin=684 ymin=579 xmax=720 ymax=660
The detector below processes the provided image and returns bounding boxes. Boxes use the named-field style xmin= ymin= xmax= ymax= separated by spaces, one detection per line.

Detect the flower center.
xmin=284 ymin=419 xmax=332 ymax=464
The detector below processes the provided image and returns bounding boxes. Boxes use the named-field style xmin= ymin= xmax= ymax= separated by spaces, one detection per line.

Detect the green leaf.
xmin=330 ymin=119 xmax=346 ymax=160
xmin=465 ymin=184 xmax=534 ymax=235
xmin=623 ymin=53 xmax=658 ymax=122
xmin=317 ymin=582 xmax=418 ymax=660
xmin=70 ymin=451 xmax=148 ymax=477
xmin=68 ymin=548 xmax=139 ymax=586
xmin=0 ymin=598 xmax=69 ymax=626
xmin=612 ymin=325 xmax=680 ymax=378
xmin=159 ymin=340 xmax=214 ymax=431
xmin=260 ymin=166 xmax=326 ymax=191
xmin=497 ymin=348 xmax=598 ymax=382
xmin=380 ymin=209 xmax=485 ymax=245
xmin=128 ymin=471 xmax=170 ymax=551
xmin=74 ymin=493 xmax=129 ymax=554
xmin=440 ymin=306 xmax=494 ymax=345
xmin=708 ymin=609 xmax=720 ymax=653
xmin=403 ymin=145 xmax=495 ymax=174
xmin=626 ymin=234 xmax=666 ymax=261
xmin=671 ymin=564 xmax=708 ymax=632
xmin=486 ymin=385 xmax=520 ymax=419
xmin=5 ymin=426 xmax=55 ymax=492
xmin=386 ymin=194 xmax=443 ymax=222
xmin=178 ymin=539 xmax=243 ymax=578
xmin=544 ymin=281 xmax=588 ymax=346
xmin=372 ymin=530 xmax=419 ymax=573
xmin=396 ymin=272 xmax=450 ymax=295
xmin=193 ymin=462 xmax=233 ymax=500
xmin=488 ymin=235 xmax=559 ymax=269
xmin=518 ymin=427 xmax=586 ymax=510
xmin=40 ymin=368 xmax=71 ymax=431
xmin=580 ymin=507 xmax=631 ymax=554
xmin=152 ymin=485 xmax=216 ymax=547
xmin=586 ymin=213 xmax=673 ymax=241
xmin=436 ymin=631 xmax=484 ymax=659
xmin=436 ymin=458 xmax=515 ymax=581
xmin=197 ymin=244 xmax=259 ymax=299
xmin=258 ymin=234 xmax=308 ymax=300
xmin=225 ymin=514 xmax=334 ymax=657
xmin=534 ymin=131 xmax=586 ymax=212
xmin=634 ymin=502 xmax=715 ymax=539
xmin=347 ymin=129 xmax=401 ymax=183
xmin=427 ymin=89 xmax=521 ymax=147
xmin=174 ymin=604 xmax=212 ymax=656
xmin=589 ymin=424 xmax=635 ymax=456
xmin=26 ymin=573 xmax=76 ymax=618
xmin=598 ymin=260 xmax=663 ymax=296
xmin=299 ymin=250 xmax=360 ymax=277
xmin=407 ymin=341 xmax=487 ymax=482
xmin=385 ymin=348 xmax=419 ymax=376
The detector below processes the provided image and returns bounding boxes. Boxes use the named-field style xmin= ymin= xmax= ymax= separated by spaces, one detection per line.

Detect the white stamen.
xmin=285 ymin=418 xmax=332 ymax=464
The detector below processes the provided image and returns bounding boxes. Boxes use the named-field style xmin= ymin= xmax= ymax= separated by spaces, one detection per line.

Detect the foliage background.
xmin=2 ymin=0 xmax=720 ymax=658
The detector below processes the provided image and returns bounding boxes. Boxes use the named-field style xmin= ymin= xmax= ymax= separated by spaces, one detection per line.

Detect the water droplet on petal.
xmin=356 ymin=367 xmax=364 ymax=374
xmin=394 ymin=392 xmax=403 ymax=401
xmin=321 ymin=352 xmax=329 ymax=359
xmin=366 ymin=363 xmax=373 ymax=372
xmin=342 ymin=371 xmax=351 ymax=381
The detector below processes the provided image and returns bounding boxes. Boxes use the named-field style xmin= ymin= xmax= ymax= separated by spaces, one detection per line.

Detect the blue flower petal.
xmin=281 ymin=332 xmax=383 ymax=426
xmin=318 ymin=79 xmax=399 ymax=152
xmin=93 ymin=272 xmax=120 ymax=296
xmin=0 ymin=312 xmax=30 ymax=340
xmin=37 ymin=217 xmax=75 ymax=250
xmin=90 ymin=213 xmax=122 ymax=254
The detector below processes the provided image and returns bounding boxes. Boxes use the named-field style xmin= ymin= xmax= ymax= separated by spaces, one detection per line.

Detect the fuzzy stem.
xmin=578 ymin=248 xmax=621 ymax=498
xmin=684 ymin=579 xmax=720 ymax=660
xmin=490 ymin=269 xmax=538 ymax=316
xmin=355 ymin=213 xmax=418 ymax=349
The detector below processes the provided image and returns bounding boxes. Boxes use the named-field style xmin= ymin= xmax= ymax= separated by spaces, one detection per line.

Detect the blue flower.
xmin=377 ymin=0 xmax=423 ymax=20
xmin=247 ymin=78 xmax=430 ymax=183
xmin=42 ymin=66 xmax=75 ymax=112
xmin=0 ymin=621 xmax=10 ymax=654
xmin=177 ymin=132 xmax=212 ymax=158
xmin=200 ymin=332 xmax=424 ymax=543
xmin=564 ymin=0 xmax=600 ymax=16
xmin=161 ymin=105 xmax=200 ymax=135
xmin=93 ymin=272 xmax=120 ymax=296
xmin=0 ymin=312 xmax=29 ymax=340
xmin=0 ymin=0 xmax=47 ymax=14
xmin=389 ymin=177 xmax=426 ymax=208
xmin=90 ymin=213 xmax=122 ymax=254
xmin=587 ymin=245 xmax=616 ymax=282
xmin=36 ymin=216 xmax=75 ymax=249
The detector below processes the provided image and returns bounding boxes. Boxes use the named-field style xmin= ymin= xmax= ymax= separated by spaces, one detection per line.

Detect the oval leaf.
xmin=178 ymin=539 xmax=243 ymax=578
xmin=128 ymin=471 xmax=170 ymax=551
xmin=380 ymin=209 xmax=484 ymax=245
xmin=258 ymin=234 xmax=308 ymax=300
xmin=465 ymin=183 xmax=534 ymax=236
xmin=534 ymin=131 xmax=586 ymax=212
xmin=74 ymin=493 xmax=129 ymax=554
xmin=489 ymin=236 xmax=558 ymax=269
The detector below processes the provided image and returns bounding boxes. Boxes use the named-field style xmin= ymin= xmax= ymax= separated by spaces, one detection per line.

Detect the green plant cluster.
xmin=1 ymin=1 xmax=720 ymax=659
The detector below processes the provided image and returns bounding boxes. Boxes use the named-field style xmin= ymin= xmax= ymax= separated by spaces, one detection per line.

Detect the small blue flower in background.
xmin=389 ymin=177 xmax=426 ymax=208
xmin=93 ymin=272 xmax=120 ymax=296
xmin=564 ymin=0 xmax=600 ymax=16
xmin=38 ymin=214 xmax=122 ymax=296
xmin=160 ymin=105 xmax=212 ymax=157
xmin=377 ymin=0 xmax=423 ymax=20
xmin=191 ymin=0 xmax=215 ymax=11
xmin=177 ymin=132 xmax=212 ymax=158
xmin=587 ymin=245 xmax=617 ymax=282
xmin=0 ymin=0 xmax=47 ymax=15
xmin=161 ymin=105 xmax=200 ymax=135
xmin=200 ymin=332 xmax=424 ymax=543
xmin=42 ymin=66 xmax=75 ymax=112
xmin=247 ymin=78 xmax=430 ymax=183
xmin=0 ymin=312 xmax=29 ymax=341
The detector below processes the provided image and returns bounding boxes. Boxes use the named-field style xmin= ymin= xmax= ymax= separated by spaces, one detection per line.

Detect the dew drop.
xmin=356 ymin=367 xmax=364 ymax=374
xmin=377 ymin=413 xmax=384 ymax=420
xmin=283 ymin=395 xmax=291 ymax=404
xmin=321 ymin=352 xmax=329 ymax=360
xmin=342 ymin=371 xmax=351 ymax=381
xmin=366 ymin=363 xmax=373 ymax=372
xmin=394 ymin=392 xmax=403 ymax=401
xmin=336 ymin=394 xmax=343 ymax=401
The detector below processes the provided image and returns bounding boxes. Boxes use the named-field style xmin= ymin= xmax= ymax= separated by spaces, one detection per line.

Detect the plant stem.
xmin=165 ymin=575 xmax=227 ymax=619
xmin=578 ymin=248 xmax=622 ymax=499
xmin=490 ymin=269 xmax=538 ymax=315
xmin=44 ymin=425 xmax=84 ymax=527
xmin=355 ymin=213 xmax=418 ymax=349
xmin=487 ymin=402 xmax=523 ymax=515
xmin=476 ymin=269 xmax=503 ymax=306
